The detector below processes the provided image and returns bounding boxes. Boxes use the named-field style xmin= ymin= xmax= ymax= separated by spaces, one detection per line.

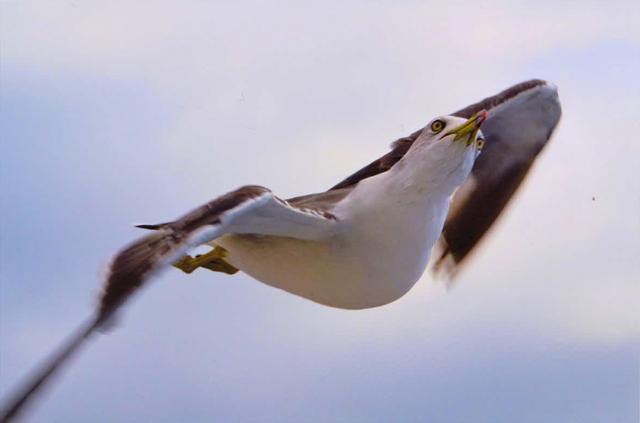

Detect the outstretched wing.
xmin=433 ymin=81 xmax=561 ymax=278
xmin=0 ymin=185 xmax=337 ymax=422
xmin=330 ymin=79 xmax=562 ymax=280
xmin=100 ymin=185 xmax=337 ymax=322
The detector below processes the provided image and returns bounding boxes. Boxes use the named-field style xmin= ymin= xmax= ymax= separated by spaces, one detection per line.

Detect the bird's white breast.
xmin=216 ymin=173 xmax=452 ymax=309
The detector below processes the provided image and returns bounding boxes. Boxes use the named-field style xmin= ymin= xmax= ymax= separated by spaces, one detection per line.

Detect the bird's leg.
xmin=172 ymin=246 xmax=238 ymax=275
xmin=200 ymin=258 xmax=239 ymax=275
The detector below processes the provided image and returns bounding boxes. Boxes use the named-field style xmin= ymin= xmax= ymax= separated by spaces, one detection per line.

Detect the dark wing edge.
xmin=329 ymin=129 xmax=421 ymax=190
xmin=433 ymin=80 xmax=562 ymax=280
xmin=0 ymin=318 xmax=98 ymax=423
xmin=330 ymin=79 xmax=551 ymax=191
xmin=0 ymin=185 xmax=271 ymax=423
xmin=99 ymin=185 xmax=270 ymax=323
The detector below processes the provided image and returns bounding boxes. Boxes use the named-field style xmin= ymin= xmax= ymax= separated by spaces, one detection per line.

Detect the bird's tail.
xmin=0 ymin=315 xmax=101 ymax=423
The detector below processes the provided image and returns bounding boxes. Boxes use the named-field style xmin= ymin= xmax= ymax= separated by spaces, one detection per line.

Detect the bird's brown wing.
xmin=0 ymin=185 xmax=337 ymax=422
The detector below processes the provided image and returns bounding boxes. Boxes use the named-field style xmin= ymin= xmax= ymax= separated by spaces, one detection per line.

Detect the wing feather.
xmin=101 ymin=185 xmax=336 ymax=322
xmin=329 ymin=79 xmax=561 ymax=280
xmin=433 ymin=81 xmax=561 ymax=278
xmin=0 ymin=186 xmax=337 ymax=421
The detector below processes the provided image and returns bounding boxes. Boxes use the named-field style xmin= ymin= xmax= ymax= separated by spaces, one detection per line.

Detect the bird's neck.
xmin=384 ymin=150 xmax=459 ymax=207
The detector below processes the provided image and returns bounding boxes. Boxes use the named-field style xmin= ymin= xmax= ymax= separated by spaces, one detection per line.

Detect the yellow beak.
xmin=444 ymin=110 xmax=489 ymax=144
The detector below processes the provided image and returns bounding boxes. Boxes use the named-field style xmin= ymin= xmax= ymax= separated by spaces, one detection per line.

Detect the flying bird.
xmin=0 ymin=79 xmax=561 ymax=422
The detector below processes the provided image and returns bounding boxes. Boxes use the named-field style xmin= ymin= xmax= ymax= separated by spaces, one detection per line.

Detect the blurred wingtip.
xmin=431 ymin=239 xmax=462 ymax=289
xmin=0 ymin=316 xmax=101 ymax=423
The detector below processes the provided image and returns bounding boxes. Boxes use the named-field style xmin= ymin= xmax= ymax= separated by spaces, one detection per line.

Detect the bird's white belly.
xmin=214 ymin=199 xmax=446 ymax=309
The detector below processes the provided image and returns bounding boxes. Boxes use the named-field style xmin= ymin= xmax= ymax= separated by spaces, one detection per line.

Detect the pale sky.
xmin=1 ymin=1 xmax=639 ymax=422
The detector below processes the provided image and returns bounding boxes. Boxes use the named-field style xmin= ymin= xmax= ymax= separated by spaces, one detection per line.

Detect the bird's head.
xmin=404 ymin=110 xmax=488 ymax=192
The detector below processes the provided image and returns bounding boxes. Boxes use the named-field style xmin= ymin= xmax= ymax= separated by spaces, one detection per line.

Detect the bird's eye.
xmin=430 ymin=120 xmax=445 ymax=133
xmin=477 ymin=138 xmax=485 ymax=150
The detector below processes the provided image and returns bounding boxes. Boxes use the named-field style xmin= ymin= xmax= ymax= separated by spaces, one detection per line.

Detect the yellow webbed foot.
xmin=172 ymin=246 xmax=238 ymax=275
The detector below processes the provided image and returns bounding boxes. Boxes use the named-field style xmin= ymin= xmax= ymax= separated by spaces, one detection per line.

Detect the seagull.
xmin=0 ymin=79 xmax=561 ymax=422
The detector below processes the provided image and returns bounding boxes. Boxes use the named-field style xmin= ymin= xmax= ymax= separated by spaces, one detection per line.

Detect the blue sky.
xmin=1 ymin=1 xmax=638 ymax=422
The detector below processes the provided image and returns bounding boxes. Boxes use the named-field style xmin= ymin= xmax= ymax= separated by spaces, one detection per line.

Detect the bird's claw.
xmin=172 ymin=246 xmax=238 ymax=275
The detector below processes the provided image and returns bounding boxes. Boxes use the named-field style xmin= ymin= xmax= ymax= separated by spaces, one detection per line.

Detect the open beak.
xmin=444 ymin=109 xmax=489 ymax=144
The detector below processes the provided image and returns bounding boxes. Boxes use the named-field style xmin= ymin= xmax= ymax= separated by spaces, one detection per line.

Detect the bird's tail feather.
xmin=0 ymin=315 xmax=102 ymax=423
